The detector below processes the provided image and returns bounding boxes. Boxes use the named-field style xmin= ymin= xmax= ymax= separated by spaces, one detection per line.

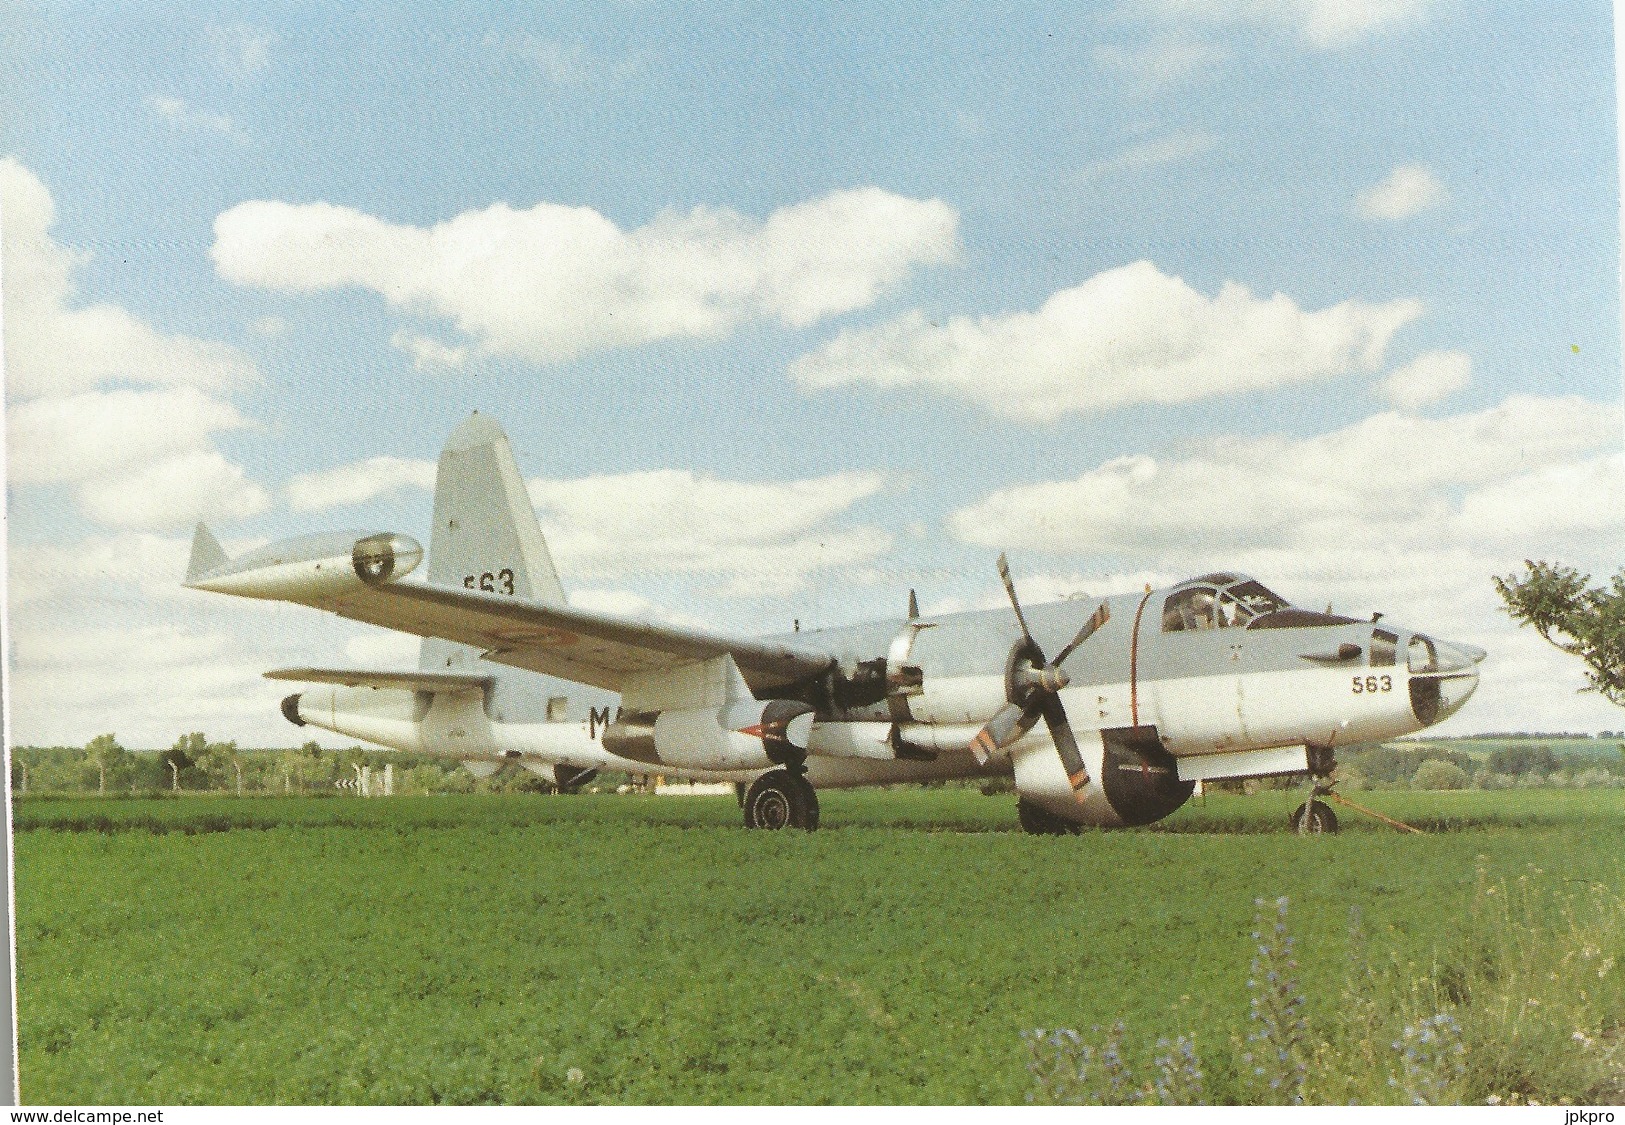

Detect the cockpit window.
xmin=1223 ymin=580 xmax=1288 ymax=619
xmin=1164 ymin=578 xmax=1290 ymax=632
xmin=1371 ymin=629 xmax=1398 ymax=668
xmin=1162 ymin=587 xmax=1218 ymax=632
xmin=1408 ymin=634 xmax=1439 ymax=674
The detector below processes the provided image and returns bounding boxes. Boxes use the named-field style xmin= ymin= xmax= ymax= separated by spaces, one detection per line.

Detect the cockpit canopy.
xmin=1161 ymin=574 xmax=1289 ymax=632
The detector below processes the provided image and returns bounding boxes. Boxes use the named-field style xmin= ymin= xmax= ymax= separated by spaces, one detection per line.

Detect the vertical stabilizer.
xmin=421 ymin=413 xmax=566 ymax=673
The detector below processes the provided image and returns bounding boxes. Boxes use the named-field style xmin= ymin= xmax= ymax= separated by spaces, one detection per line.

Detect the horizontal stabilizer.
xmin=185 ymin=523 xmax=229 ymax=584
xmin=264 ymin=667 xmax=493 ymax=691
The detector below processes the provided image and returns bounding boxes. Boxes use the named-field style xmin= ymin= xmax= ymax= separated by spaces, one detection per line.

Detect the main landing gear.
xmin=1017 ymin=797 xmax=1082 ymax=836
xmin=743 ymin=767 xmax=820 ymax=831
xmin=1290 ymin=743 xmax=1340 ymax=835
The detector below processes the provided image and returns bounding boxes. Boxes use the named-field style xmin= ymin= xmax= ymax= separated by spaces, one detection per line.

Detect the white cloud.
xmin=208 ymin=24 xmax=275 ymax=77
xmin=948 ymin=393 xmax=1625 ymax=734
xmin=344 ymin=631 xmax=422 ymax=667
xmin=76 ymin=450 xmax=270 ymax=530
xmin=391 ymin=330 xmax=469 ymax=371
xmin=1142 ymin=0 xmax=1433 ymax=49
xmin=1356 ymin=163 xmax=1445 ymax=220
xmin=528 ymin=469 xmax=893 ymax=596
xmin=567 ymin=589 xmax=717 ymax=631
xmin=147 ymin=95 xmax=242 ymax=139
xmin=485 ymin=33 xmax=645 ymax=85
xmin=8 ymin=532 xmax=196 ymax=607
xmin=6 ymin=385 xmax=269 ymax=531
xmin=1076 ymin=129 xmax=1218 ymax=183
xmin=948 ymin=395 xmax=1620 ymax=554
xmin=1454 ymin=452 xmax=1625 ymax=547
xmin=2 ymin=159 xmax=267 ymax=531
xmin=7 ymin=386 xmax=252 ymax=485
xmin=7 ymin=533 xmax=364 ymax=747
xmin=792 ymin=260 xmax=1422 ymax=422
xmin=285 ymin=456 xmax=437 ymax=512
xmin=210 ymin=187 xmax=960 ymax=364
xmin=271 ymin=454 xmax=895 ymax=597
xmin=1093 ymin=39 xmax=1230 ymax=92
xmin=252 ymin=315 xmax=288 ymax=336
xmin=2 ymin=158 xmax=257 ymax=400
xmin=925 ymin=568 xmax=1178 ymax=617
xmin=1377 ymin=349 xmax=1470 ymax=409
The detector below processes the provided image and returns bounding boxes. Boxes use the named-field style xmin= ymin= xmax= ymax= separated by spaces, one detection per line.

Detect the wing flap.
xmin=321 ymin=581 xmax=834 ymax=694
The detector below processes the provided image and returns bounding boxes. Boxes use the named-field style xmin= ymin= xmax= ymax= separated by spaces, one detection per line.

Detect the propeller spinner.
xmin=969 ymin=555 xmax=1110 ymax=803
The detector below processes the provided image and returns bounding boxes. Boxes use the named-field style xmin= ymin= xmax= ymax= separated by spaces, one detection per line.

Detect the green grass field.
xmin=16 ymin=789 xmax=1625 ymax=1105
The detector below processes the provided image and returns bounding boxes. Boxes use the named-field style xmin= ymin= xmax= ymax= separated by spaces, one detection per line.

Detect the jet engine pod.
xmin=352 ymin=533 xmax=423 ymax=586
xmin=606 ymin=699 xmax=816 ymax=771
xmin=280 ymin=693 xmax=305 ymax=726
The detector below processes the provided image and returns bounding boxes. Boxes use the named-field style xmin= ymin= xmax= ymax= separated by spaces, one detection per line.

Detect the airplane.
xmin=184 ymin=413 xmax=1484 ymax=835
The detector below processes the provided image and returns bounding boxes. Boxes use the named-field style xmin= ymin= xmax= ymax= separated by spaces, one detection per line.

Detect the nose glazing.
xmin=1407 ymin=634 xmax=1481 ymax=725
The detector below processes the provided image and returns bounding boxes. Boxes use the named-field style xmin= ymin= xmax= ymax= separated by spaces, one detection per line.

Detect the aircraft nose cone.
xmin=1405 ymin=634 xmax=1482 ymax=726
xmin=1432 ymin=639 xmax=1483 ymax=675
xmin=1436 ymin=666 xmax=1479 ymax=721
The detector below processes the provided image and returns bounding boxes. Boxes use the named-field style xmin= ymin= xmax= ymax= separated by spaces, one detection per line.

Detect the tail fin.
xmin=420 ymin=413 xmax=566 ymax=672
xmin=185 ymin=523 xmax=229 ymax=584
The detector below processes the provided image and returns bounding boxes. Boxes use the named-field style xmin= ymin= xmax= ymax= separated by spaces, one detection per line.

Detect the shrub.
xmin=1412 ymin=760 xmax=1469 ymax=791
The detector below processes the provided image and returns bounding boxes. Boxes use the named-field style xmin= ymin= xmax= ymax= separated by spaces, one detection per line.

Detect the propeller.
xmin=969 ymin=554 xmax=1110 ymax=802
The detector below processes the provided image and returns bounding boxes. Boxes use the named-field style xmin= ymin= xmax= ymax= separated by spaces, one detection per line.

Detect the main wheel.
xmin=1017 ymin=797 xmax=1082 ymax=836
xmin=744 ymin=770 xmax=819 ymax=831
xmin=1289 ymin=799 xmax=1339 ymax=835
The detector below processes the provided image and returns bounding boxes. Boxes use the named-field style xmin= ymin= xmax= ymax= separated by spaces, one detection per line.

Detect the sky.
xmin=3 ymin=0 xmax=1623 ymax=748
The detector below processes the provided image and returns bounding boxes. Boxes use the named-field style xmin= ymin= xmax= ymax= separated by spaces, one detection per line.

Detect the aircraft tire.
xmin=1289 ymin=799 xmax=1339 ymax=835
xmin=744 ymin=770 xmax=819 ymax=831
xmin=1017 ymin=797 xmax=1082 ymax=836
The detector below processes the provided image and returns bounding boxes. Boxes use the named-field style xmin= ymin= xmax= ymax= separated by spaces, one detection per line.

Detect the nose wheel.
xmin=1289 ymin=797 xmax=1339 ymax=834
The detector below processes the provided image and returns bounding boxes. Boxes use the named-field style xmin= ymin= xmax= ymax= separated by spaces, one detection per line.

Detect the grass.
xmin=15 ymin=789 xmax=1625 ymax=1104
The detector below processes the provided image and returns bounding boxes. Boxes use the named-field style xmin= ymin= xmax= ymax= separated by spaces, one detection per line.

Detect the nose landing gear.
xmin=1290 ymin=743 xmax=1341 ymax=835
xmin=1289 ymin=743 xmax=1429 ymax=836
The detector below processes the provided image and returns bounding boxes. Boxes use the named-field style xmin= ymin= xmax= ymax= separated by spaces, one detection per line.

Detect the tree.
xmin=1495 ymin=561 xmax=1625 ymax=706
xmin=194 ymin=740 xmax=245 ymax=794
xmin=1413 ymin=759 xmax=1470 ymax=791
xmin=83 ymin=733 xmax=128 ymax=795
xmin=1487 ymin=743 xmax=1560 ymax=777
xmin=164 ymin=732 xmax=207 ymax=791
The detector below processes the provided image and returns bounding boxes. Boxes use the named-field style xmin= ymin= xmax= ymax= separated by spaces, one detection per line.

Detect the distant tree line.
xmin=1335 ymin=740 xmax=1625 ymax=792
xmin=9 ymin=733 xmax=592 ymax=797
xmin=13 ymin=732 xmax=1625 ymax=799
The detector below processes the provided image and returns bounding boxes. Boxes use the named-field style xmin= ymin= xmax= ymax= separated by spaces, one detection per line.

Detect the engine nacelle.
xmin=604 ymin=699 xmax=814 ymax=771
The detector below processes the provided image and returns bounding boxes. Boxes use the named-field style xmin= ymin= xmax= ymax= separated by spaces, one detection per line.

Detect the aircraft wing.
xmin=321 ymin=581 xmax=835 ymax=694
xmin=264 ymin=667 xmax=494 ymax=691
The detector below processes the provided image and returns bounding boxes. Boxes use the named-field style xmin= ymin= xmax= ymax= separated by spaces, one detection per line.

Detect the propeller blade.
xmin=997 ymin=553 xmax=1035 ymax=646
xmin=969 ymin=701 xmax=1038 ymax=764
xmin=1039 ymin=694 xmax=1091 ymax=800
xmin=908 ymin=588 xmax=919 ymax=620
xmin=1049 ymin=601 xmax=1110 ymax=670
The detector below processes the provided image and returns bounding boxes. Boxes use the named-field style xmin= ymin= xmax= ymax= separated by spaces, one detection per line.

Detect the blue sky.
xmin=4 ymin=1 xmax=1622 ymax=746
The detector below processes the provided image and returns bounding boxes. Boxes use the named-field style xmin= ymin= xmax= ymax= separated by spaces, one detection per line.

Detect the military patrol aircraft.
xmin=184 ymin=414 xmax=1483 ymax=834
